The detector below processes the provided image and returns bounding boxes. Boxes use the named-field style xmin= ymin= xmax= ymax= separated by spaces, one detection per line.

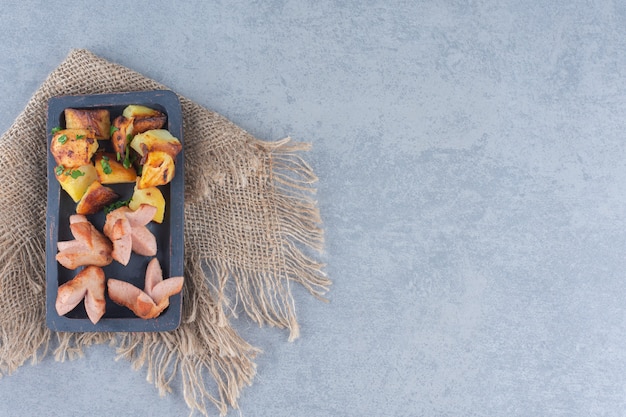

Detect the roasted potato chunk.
xmin=111 ymin=115 xmax=134 ymax=161
xmin=122 ymin=105 xmax=166 ymax=133
xmin=129 ymin=179 xmax=165 ymax=223
xmin=50 ymin=129 xmax=98 ymax=168
xmin=55 ymin=163 xmax=98 ymax=203
xmin=130 ymin=129 xmax=182 ymax=159
xmin=137 ymin=151 xmax=175 ymax=189
xmin=76 ymin=181 xmax=119 ymax=215
xmin=64 ymin=108 xmax=111 ymax=139
xmin=94 ymin=152 xmax=137 ymax=184
xmin=122 ymin=105 xmax=163 ymax=119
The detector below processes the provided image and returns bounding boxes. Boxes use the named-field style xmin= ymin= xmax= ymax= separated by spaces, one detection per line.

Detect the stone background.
xmin=1 ymin=1 xmax=626 ymax=416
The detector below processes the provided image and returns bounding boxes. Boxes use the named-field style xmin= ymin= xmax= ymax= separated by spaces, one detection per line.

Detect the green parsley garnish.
xmin=57 ymin=134 xmax=68 ymax=144
xmin=76 ymin=134 xmax=85 ymax=140
xmin=126 ymin=133 xmax=133 ymax=143
xmin=100 ymin=158 xmax=112 ymax=175
xmin=70 ymin=169 xmax=85 ymax=179
xmin=116 ymin=151 xmax=121 ymax=161
xmin=51 ymin=126 xmax=61 ymax=134
xmin=104 ymin=198 xmax=132 ymax=215
xmin=110 ymin=125 xmax=119 ymax=136
xmin=123 ymin=144 xmax=134 ymax=169
xmin=57 ymin=166 xmax=84 ymax=178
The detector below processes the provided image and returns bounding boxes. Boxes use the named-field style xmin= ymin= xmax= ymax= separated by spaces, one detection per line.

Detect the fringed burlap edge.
xmin=0 ymin=48 xmax=330 ymax=416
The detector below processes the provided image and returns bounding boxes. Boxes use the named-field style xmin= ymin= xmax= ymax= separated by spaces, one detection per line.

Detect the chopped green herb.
xmin=126 ymin=133 xmax=133 ymax=143
xmin=51 ymin=126 xmax=61 ymax=134
xmin=57 ymin=134 xmax=68 ymax=144
xmin=110 ymin=125 xmax=119 ymax=136
xmin=76 ymin=134 xmax=85 ymax=140
xmin=100 ymin=158 xmax=112 ymax=175
xmin=54 ymin=165 xmax=64 ymax=176
xmin=102 ymin=155 xmax=109 ymax=161
xmin=70 ymin=170 xmax=85 ymax=179
xmin=104 ymin=198 xmax=132 ymax=215
xmin=116 ymin=151 xmax=121 ymax=161
xmin=123 ymin=144 xmax=134 ymax=169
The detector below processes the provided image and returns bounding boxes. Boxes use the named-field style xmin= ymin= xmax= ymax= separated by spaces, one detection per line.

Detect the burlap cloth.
xmin=0 ymin=49 xmax=329 ymax=416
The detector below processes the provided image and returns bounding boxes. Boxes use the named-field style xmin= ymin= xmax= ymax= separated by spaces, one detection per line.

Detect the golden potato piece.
xmin=138 ymin=151 xmax=175 ymax=189
xmin=133 ymin=116 xmax=167 ymax=134
xmin=122 ymin=105 xmax=166 ymax=134
xmin=130 ymin=129 xmax=182 ymax=159
xmin=55 ymin=163 xmax=98 ymax=203
xmin=64 ymin=108 xmax=111 ymax=139
xmin=122 ymin=105 xmax=163 ymax=119
xmin=111 ymin=115 xmax=134 ymax=162
xmin=50 ymin=129 xmax=98 ymax=168
xmin=76 ymin=181 xmax=119 ymax=215
xmin=94 ymin=152 xmax=137 ymax=184
xmin=129 ymin=179 xmax=165 ymax=223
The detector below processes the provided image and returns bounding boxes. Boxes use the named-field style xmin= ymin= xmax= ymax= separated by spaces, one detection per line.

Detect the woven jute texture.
xmin=0 ymin=49 xmax=329 ymax=416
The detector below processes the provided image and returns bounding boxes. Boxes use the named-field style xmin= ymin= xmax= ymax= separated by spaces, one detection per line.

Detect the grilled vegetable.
xmin=55 ymin=163 xmax=98 ymax=202
xmin=94 ymin=152 xmax=137 ymax=184
xmin=137 ymin=151 xmax=175 ymax=189
xmin=122 ymin=105 xmax=166 ymax=133
xmin=76 ymin=181 xmax=119 ymax=215
xmin=64 ymin=108 xmax=111 ymax=139
xmin=50 ymin=129 xmax=98 ymax=168
xmin=130 ymin=129 xmax=181 ymax=159
xmin=110 ymin=115 xmax=134 ymax=162
xmin=128 ymin=179 xmax=165 ymax=223
xmin=122 ymin=104 xmax=163 ymax=119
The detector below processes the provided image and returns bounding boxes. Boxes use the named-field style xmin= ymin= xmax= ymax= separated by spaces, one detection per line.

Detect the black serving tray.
xmin=45 ymin=90 xmax=184 ymax=332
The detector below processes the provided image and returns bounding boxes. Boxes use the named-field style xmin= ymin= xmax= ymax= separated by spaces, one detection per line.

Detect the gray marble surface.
xmin=1 ymin=1 xmax=626 ymax=416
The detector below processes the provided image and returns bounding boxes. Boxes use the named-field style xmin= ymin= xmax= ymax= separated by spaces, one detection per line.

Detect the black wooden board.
xmin=45 ymin=90 xmax=184 ymax=332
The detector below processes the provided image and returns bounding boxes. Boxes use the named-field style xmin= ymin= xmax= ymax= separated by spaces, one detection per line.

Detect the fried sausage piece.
xmin=56 ymin=266 xmax=106 ymax=324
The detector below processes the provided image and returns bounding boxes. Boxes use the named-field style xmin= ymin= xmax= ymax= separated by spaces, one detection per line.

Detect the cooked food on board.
xmin=50 ymin=128 xmax=98 ymax=168
xmin=128 ymin=180 xmax=165 ymax=223
xmin=123 ymin=105 xmax=166 ymax=133
xmin=50 ymin=102 xmax=183 ymax=325
xmin=55 ymin=265 xmax=106 ymax=324
xmin=94 ymin=152 xmax=137 ymax=184
xmin=64 ymin=108 xmax=111 ymax=140
xmin=55 ymin=163 xmax=98 ymax=203
xmin=104 ymin=204 xmax=158 ymax=265
xmin=56 ymin=215 xmax=113 ymax=270
xmin=75 ymin=181 xmax=119 ymax=215
xmin=108 ymin=258 xmax=183 ymax=319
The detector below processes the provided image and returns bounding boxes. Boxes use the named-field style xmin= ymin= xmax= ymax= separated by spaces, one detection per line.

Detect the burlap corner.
xmin=0 ymin=49 xmax=329 ymax=416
